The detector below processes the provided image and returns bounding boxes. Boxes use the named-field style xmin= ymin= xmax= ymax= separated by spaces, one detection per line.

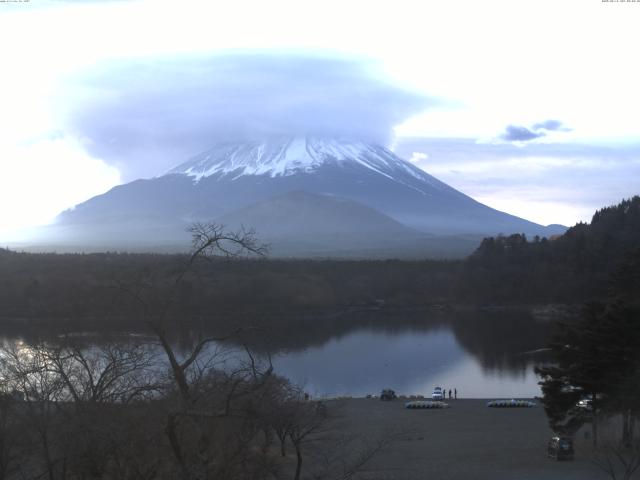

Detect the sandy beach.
xmin=323 ymin=398 xmax=609 ymax=480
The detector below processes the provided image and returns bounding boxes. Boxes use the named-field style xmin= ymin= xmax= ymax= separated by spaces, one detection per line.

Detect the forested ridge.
xmin=460 ymin=196 xmax=640 ymax=303
xmin=0 ymin=196 xmax=639 ymax=331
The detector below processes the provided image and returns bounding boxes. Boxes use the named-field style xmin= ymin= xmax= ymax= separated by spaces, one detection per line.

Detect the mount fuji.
xmin=35 ymin=137 xmax=564 ymax=257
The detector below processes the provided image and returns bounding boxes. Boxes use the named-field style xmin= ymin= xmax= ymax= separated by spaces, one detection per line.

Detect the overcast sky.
xmin=1 ymin=0 xmax=639 ymax=237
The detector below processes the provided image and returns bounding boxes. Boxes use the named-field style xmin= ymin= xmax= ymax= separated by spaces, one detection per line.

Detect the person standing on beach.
xmin=455 ymin=388 xmax=457 ymax=399
xmin=448 ymin=389 xmax=452 ymax=399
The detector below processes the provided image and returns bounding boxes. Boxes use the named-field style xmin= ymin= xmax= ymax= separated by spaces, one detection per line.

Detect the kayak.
xmin=405 ymin=400 xmax=450 ymax=409
xmin=487 ymin=399 xmax=536 ymax=408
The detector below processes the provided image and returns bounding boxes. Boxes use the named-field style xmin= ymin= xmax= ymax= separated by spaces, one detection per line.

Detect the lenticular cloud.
xmin=60 ymin=54 xmax=432 ymax=181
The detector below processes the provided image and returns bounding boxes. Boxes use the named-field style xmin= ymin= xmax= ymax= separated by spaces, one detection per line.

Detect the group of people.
xmin=441 ymin=387 xmax=458 ymax=399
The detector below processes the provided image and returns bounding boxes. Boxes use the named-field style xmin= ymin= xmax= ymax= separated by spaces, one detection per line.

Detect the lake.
xmin=1 ymin=308 xmax=555 ymax=399
xmin=173 ymin=308 xmax=554 ymax=399
xmin=269 ymin=327 xmax=543 ymax=398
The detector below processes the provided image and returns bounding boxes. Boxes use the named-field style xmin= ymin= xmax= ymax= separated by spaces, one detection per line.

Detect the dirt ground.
xmin=322 ymin=398 xmax=610 ymax=480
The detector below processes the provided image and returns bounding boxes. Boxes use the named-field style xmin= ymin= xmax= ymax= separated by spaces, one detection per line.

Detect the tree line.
xmin=0 ymin=196 xmax=637 ymax=333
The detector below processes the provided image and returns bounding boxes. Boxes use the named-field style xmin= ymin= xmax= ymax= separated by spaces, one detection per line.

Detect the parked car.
xmin=547 ymin=436 xmax=574 ymax=460
xmin=380 ymin=389 xmax=397 ymax=400
xmin=432 ymin=387 xmax=444 ymax=400
xmin=577 ymin=398 xmax=593 ymax=410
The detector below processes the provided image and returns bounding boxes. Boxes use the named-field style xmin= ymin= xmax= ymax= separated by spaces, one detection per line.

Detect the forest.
xmin=1 ymin=196 xmax=639 ymax=335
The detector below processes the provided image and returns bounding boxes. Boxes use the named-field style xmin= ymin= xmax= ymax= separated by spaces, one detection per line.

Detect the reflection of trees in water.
xmin=450 ymin=309 xmax=554 ymax=375
xmin=2 ymin=308 xmax=555 ymax=376
xmin=221 ymin=308 xmax=451 ymax=355
xmin=218 ymin=308 xmax=554 ymax=376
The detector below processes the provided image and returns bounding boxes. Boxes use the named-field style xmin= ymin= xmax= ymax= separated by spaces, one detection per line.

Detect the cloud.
xmin=531 ymin=119 xmax=569 ymax=132
xmin=59 ymin=54 xmax=431 ymax=180
xmin=500 ymin=125 xmax=545 ymax=142
xmin=409 ymin=152 xmax=428 ymax=163
xmin=498 ymin=119 xmax=572 ymax=143
xmin=392 ymin=137 xmax=640 ymax=226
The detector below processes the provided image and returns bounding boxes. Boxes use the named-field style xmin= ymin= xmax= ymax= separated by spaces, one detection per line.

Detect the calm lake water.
xmin=3 ymin=309 xmax=555 ymax=399
xmin=204 ymin=309 xmax=553 ymax=399
xmin=268 ymin=325 xmax=545 ymax=399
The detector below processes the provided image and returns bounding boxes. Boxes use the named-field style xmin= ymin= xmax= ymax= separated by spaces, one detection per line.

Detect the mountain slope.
xmin=214 ymin=190 xmax=432 ymax=257
xmin=162 ymin=137 xmax=562 ymax=236
xmin=37 ymin=136 xmax=564 ymax=256
xmin=217 ymin=190 xmax=421 ymax=237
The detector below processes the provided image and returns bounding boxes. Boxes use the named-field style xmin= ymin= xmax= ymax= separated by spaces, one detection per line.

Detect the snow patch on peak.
xmin=168 ymin=137 xmax=375 ymax=180
xmin=165 ymin=136 xmax=450 ymax=193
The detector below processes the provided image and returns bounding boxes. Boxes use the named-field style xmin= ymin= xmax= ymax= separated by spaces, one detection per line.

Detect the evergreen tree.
xmin=536 ymin=303 xmax=613 ymax=445
xmin=537 ymin=260 xmax=640 ymax=447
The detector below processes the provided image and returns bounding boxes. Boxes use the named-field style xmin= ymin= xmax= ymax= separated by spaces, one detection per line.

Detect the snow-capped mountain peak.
xmin=166 ymin=136 xmax=434 ymax=185
xmin=43 ymin=136 xmax=561 ymax=256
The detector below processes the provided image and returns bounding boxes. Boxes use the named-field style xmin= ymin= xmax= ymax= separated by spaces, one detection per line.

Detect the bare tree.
xmin=282 ymin=398 xmax=403 ymax=480
xmin=592 ymin=439 xmax=640 ymax=480
xmin=0 ymin=343 xmax=67 ymax=480
xmin=45 ymin=341 xmax=160 ymax=406
xmin=289 ymin=400 xmax=328 ymax=480
xmin=117 ymin=223 xmax=267 ymax=405
xmin=590 ymin=419 xmax=640 ymax=480
xmin=112 ymin=223 xmax=274 ymax=480
xmin=0 ymin=389 xmax=22 ymax=480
